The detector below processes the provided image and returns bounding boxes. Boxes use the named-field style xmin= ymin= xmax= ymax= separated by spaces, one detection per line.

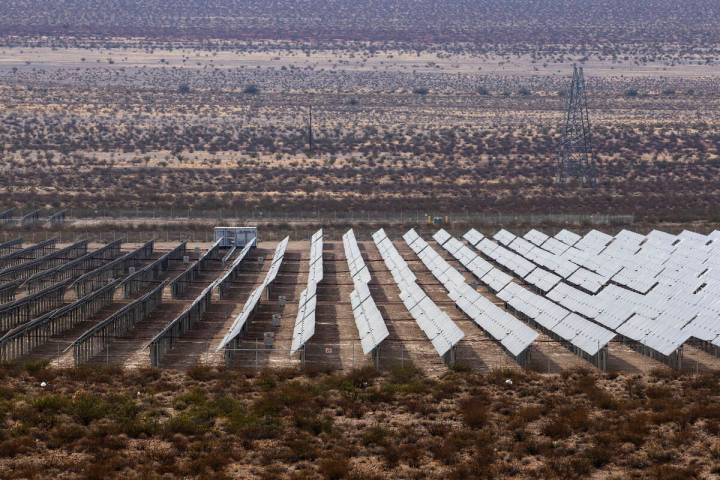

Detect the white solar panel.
xmin=524 ymin=267 xmax=561 ymax=292
xmin=291 ymin=229 xmax=324 ymax=353
xmin=574 ymin=229 xmax=613 ymax=253
xmin=375 ymin=229 xmax=465 ymax=358
xmin=493 ymin=229 xmax=517 ymax=246
xmin=555 ymin=229 xmax=582 ymax=246
xmin=433 ymin=229 xmax=452 ymax=246
xmin=217 ymin=236 xmax=290 ymax=351
xmin=524 ymin=229 xmax=550 ymax=246
xmin=406 ymin=230 xmax=538 ymax=359
xmin=463 ymin=228 xmax=485 ymax=247
xmin=566 ymin=267 xmax=607 ymax=294
xmin=542 ymin=236 xmax=572 ymax=256
xmin=477 ymin=238 xmax=500 ymax=256
xmin=482 ymin=268 xmax=513 ymax=292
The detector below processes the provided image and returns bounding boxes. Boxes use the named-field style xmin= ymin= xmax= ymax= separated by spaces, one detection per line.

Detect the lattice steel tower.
xmin=557 ymin=65 xmax=597 ymax=186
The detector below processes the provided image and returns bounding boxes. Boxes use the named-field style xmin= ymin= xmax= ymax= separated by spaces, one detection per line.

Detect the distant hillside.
xmin=0 ymin=0 xmax=719 ymax=48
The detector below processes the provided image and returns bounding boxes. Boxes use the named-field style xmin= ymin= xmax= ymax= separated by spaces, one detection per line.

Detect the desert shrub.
xmin=318 ymin=454 xmax=350 ymax=480
xmin=428 ymin=437 xmax=457 ymax=464
xmin=23 ymin=359 xmax=51 ymax=376
xmin=164 ymin=408 xmax=215 ymax=436
xmin=72 ymin=393 xmax=112 ymax=425
xmin=227 ymin=411 xmax=280 ymax=440
xmin=542 ymin=415 xmax=571 ymax=439
xmin=547 ymin=456 xmax=593 ymax=478
xmin=292 ymin=409 xmax=333 ymax=435
xmin=48 ymin=423 xmax=87 ymax=449
xmin=509 ymin=405 xmax=543 ymax=428
xmin=187 ymin=441 xmax=233 ymax=476
xmin=487 ymin=367 xmax=530 ymax=386
xmin=82 ymin=456 xmax=128 ymax=480
xmin=584 ymin=443 xmax=614 ymax=468
xmin=361 ymin=425 xmax=389 ymax=446
xmin=343 ymin=366 xmax=380 ymax=389
xmin=187 ymin=365 xmax=220 ymax=382
xmin=127 ymin=367 xmax=162 ymax=385
xmin=282 ymin=432 xmax=320 ymax=461
xmin=0 ymin=435 xmax=34 ymax=457
xmin=253 ymin=380 xmax=319 ymax=416
xmin=450 ymin=456 xmax=496 ymax=480
xmin=617 ymin=413 xmax=650 ymax=445
xmin=174 ymin=388 xmax=207 ymax=409
xmin=32 ymin=393 xmax=71 ymax=414
xmin=63 ymin=364 xmax=122 ymax=383
xmin=459 ymin=395 xmax=489 ymax=428
xmin=381 ymin=443 xmax=401 ymax=467
xmin=645 ymin=465 xmax=700 ymax=480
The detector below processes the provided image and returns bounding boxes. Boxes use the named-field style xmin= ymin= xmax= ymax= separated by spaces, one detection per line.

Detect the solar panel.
xmin=375 ymin=229 xmax=465 ymax=358
xmin=677 ymin=230 xmax=708 ymax=245
xmin=541 ymin=236 xmax=572 ymax=256
xmin=463 ymin=228 xmax=485 ymax=247
xmin=617 ymin=314 xmax=690 ymax=357
xmin=463 ymin=226 xmax=716 ymax=361
xmin=555 ymin=229 xmax=582 ymax=246
xmin=508 ymin=237 xmax=535 ymax=256
xmin=410 ymin=231 xmax=539 ymax=359
xmin=524 ymin=267 xmax=561 ymax=292
xmin=574 ymin=229 xmax=613 ymax=253
xmin=547 ymin=282 xmax=601 ymax=319
xmin=481 ymin=268 xmax=513 ymax=292
xmin=217 ymin=236 xmax=290 ymax=350
xmin=433 ymin=229 xmax=452 ymax=246
xmin=566 ymin=267 xmax=607 ymax=294
xmin=524 ymin=229 xmax=550 ymax=246
xmin=645 ymin=229 xmax=677 ymax=248
xmin=477 ymin=238 xmax=500 ymax=256
xmin=493 ymin=229 xmax=517 ymax=246
xmin=291 ymin=229 xmax=324 ymax=353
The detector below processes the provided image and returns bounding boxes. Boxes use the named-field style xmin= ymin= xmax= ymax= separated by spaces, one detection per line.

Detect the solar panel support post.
xmin=557 ymin=65 xmax=597 ymax=187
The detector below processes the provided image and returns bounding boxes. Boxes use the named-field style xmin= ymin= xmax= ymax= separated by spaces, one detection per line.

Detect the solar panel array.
xmin=215 ymin=239 xmax=256 ymax=297
xmin=170 ymin=237 xmax=224 ymax=298
xmin=343 ymin=229 xmax=389 ymax=354
xmin=373 ymin=228 xmax=464 ymax=358
xmin=291 ymin=230 xmax=324 ymax=354
xmin=217 ymin=236 xmax=289 ymax=351
xmin=497 ymin=282 xmax=615 ymax=358
xmin=409 ymin=229 xmax=538 ymax=358
xmin=464 ymin=226 xmax=720 ymax=363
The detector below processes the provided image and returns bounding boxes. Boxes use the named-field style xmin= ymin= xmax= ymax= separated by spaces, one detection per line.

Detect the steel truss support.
xmin=557 ymin=65 xmax=597 ymax=187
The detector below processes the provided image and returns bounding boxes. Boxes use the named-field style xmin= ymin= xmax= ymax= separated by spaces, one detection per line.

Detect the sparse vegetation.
xmin=0 ymin=362 xmax=718 ymax=478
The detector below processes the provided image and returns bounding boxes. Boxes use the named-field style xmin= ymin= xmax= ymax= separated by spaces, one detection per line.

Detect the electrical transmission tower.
xmin=557 ymin=65 xmax=597 ymax=186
